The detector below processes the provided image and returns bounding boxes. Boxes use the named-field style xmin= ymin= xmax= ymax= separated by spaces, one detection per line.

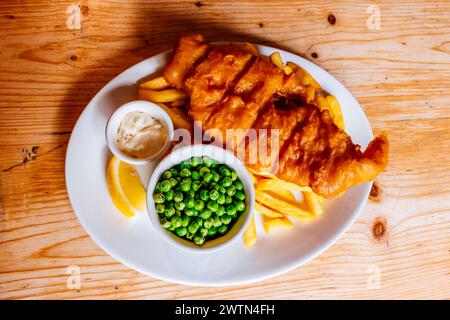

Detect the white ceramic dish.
xmin=147 ymin=144 xmax=254 ymax=253
xmin=65 ymin=43 xmax=374 ymax=286
xmin=105 ymin=100 xmax=174 ymax=165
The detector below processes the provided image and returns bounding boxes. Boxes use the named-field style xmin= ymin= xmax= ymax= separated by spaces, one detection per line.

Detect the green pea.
xmin=155 ymin=182 xmax=162 ymax=192
xmin=208 ymin=226 xmax=218 ymax=237
xmin=218 ymin=225 xmax=228 ymax=234
xmin=171 ymin=215 xmax=182 ymax=228
xmin=226 ymin=204 xmax=237 ymax=216
xmin=180 ymin=181 xmax=191 ymax=192
xmin=180 ymin=162 xmax=191 ymax=169
xmin=202 ymin=156 xmax=213 ymax=167
xmin=217 ymin=194 xmax=226 ymax=205
xmin=199 ymin=189 xmax=210 ymax=201
xmin=221 ymin=214 xmax=232 ymax=225
xmin=164 ymin=190 xmax=174 ymax=201
xmin=153 ymin=193 xmax=165 ymax=204
xmin=194 ymin=235 xmax=205 ymax=246
xmin=173 ymin=192 xmax=184 ymax=202
xmin=192 ymin=209 xmax=199 ymax=217
xmin=199 ymin=227 xmax=208 ymax=237
xmin=191 ymin=171 xmax=200 ymax=180
xmin=156 ymin=204 xmax=165 ymax=214
xmin=221 ymin=177 xmax=233 ymax=188
xmin=203 ymin=218 xmax=214 ymax=229
xmin=160 ymin=218 xmax=171 ymax=229
xmin=225 ymin=195 xmax=233 ymax=205
xmin=164 ymin=207 xmax=176 ymax=218
xmin=235 ymin=201 xmax=246 ymax=212
xmin=219 ymin=186 xmax=226 ymax=194
xmin=212 ymin=171 xmax=220 ymax=182
xmin=162 ymin=170 xmax=172 ymax=179
xmin=175 ymin=227 xmax=187 ymax=237
xmin=181 ymin=216 xmax=191 ymax=227
xmin=209 ymin=189 xmax=219 ymax=201
xmin=169 ymin=178 xmax=178 ymax=187
xmin=188 ymin=189 xmax=196 ymax=198
xmin=185 ymin=208 xmax=195 ymax=216
xmin=235 ymin=180 xmax=244 ymax=191
xmin=195 ymin=217 xmax=203 ymax=227
xmin=216 ymin=206 xmax=225 ymax=216
xmin=175 ymin=210 xmax=182 ymax=216
xmin=174 ymin=201 xmax=185 ymax=211
xmin=176 ymin=176 xmax=182 ymax=183
xmin=192 ymin=180 xmax=202 ymax=191
xmin=190 ymin=157 xmax=201 ymax=167
xmin=226 ymin=185 xmax=236 ymax=197
xmin=213 ymin=216 xmax=222 ymax=227
xmin=184 ymin=196 xmax=195 ymax=208
xmin=220 ymin=167 xmax=231 ymax=177
xmin=199 ymin=167 xmax=210 ymax=177
xmin=200 ymin=209 xmax=212 ymax=220
xmin=235 ymin=191 xmax=246 ymax=201
xmin=169 ymin=168 xmax=178 ymax=177
xmin=194 ymin=199 xmax=204 ymax=211
xmin=188 ymin=222 xmax=199 ymax=234
xmin=207 ymin=200 xmax=219 ymax=212
xmin=231 ymin=171 xmax=238 ymax=181
xmin=210 ymin=182 xmax=220 ymax=191
xmin=203 ymin=172 xmax=213 ymax=183
xmin=168 ymin=225 xmax=175 ymax=232
xmin=186 ymin=232 xmax=194 ymax=240
xmin=180 ymin=168 xmax=191 ymax=178
xmin=160 ymin=180 xmax=172 ymax=192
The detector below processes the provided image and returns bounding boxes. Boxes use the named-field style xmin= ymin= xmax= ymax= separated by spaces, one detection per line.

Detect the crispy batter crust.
xmin=164 ymin=34 xmax=389 ymax=198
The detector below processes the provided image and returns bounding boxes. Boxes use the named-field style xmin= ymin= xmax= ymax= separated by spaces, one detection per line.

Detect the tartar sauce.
xmin=116 ymin=111 xmax=167 ymax=159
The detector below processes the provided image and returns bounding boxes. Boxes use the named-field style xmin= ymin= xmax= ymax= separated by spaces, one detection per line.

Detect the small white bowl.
xmin=105 ymin=100 xmax=174 ymax=165
xmin=147 ymin=144 xmax=255 ymax=253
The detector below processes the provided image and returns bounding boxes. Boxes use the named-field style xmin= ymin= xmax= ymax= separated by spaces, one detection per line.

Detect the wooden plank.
xmin=0 ymin=0 xmax=449 ymax=299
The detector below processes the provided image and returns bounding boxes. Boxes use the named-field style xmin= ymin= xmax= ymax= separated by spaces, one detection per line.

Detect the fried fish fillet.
xmin=164 ymin=34 xmax=389 ymax=198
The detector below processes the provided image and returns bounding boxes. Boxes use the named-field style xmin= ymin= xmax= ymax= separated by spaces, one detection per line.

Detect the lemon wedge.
xmin=106 ymin=156 xmax=146 ymax=218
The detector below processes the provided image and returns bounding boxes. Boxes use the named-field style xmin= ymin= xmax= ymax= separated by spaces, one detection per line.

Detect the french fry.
xmin=243 ymin=214 xmax=257 ymax=246
xmin=263 ymin=216 xmax=293 ymax=234
xmin=255 ymin=189 xmax=314 ymax=221
xmin=243 ymin=42 xmax=259 ymax=56
xmin=155 ymin=102 xmax=192 ymax=131
xmin=246 ymin=166 xmax=281 ymax=180
xmin=326 ymin=95 xmax=345 ymax=130
xmin=316 ymin=95 xmax=345 ymax=130
xmin=138 ymin=88 xmax=187 ymax=103
xmin=255 ymin=178 xmax=311 ymax=192
xmin=284 ymin=65 xmax=294 ymax=75
xmin=305 ymin=86 xmax=316 ymax=103
xmin=255 ymin=201 xmax=284 ymax=218
xmin=270 ymin=52 xmax=284 ymax=70
xmin=139 ymin=76 xmax=169 ymax=90
xmin=269 ymin=189 xmax=296 ymax=202
xmin=171 ymin=99 xmax=186 ymax=108
xmin=286 ymin=62 xmax=321 ymax=89
xmin=303 ymin=191 xmax=324 ymax=215
xmin=248 ymin=171 xmax=257 ymax=184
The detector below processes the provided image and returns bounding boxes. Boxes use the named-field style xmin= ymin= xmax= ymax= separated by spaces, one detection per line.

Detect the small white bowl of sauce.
xmin=106 ymin=100 xmax=174 ymax=165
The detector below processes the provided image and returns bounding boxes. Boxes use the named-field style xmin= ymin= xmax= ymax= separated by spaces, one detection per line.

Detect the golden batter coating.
xmin=163 ymin=34 xmax=389 ymax=198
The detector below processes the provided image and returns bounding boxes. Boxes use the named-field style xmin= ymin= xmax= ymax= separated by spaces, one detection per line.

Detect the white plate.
xmin=65 ymin=44 xmax=373 ymax=286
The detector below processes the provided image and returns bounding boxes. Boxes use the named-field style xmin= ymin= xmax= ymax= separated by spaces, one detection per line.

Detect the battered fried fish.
xmin=164 ymin=34 xmax=389 ymax=198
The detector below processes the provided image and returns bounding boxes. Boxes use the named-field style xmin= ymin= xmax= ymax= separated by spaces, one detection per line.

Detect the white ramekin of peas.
xmin=147 ymin=144 xmax=254 ymax=252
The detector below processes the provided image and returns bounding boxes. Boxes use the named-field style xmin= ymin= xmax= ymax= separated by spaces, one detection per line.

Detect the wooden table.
xmin=1 ymin=0 xmax=449 ymax=300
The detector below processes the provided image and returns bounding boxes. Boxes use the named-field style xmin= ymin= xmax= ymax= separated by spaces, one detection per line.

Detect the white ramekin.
xmin=146 ymin=144 xmax=255 ymax=253
xmin=105 ymin=100 xmax=174 ymax=165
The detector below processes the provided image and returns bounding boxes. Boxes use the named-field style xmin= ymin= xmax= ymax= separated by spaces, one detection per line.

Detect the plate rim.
xmin=65 ymin=43 xmax=373 ymax=286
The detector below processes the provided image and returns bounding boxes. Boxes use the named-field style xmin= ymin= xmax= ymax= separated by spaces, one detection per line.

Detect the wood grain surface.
xmin=0 ymin=0 xmax=449 ymax=300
